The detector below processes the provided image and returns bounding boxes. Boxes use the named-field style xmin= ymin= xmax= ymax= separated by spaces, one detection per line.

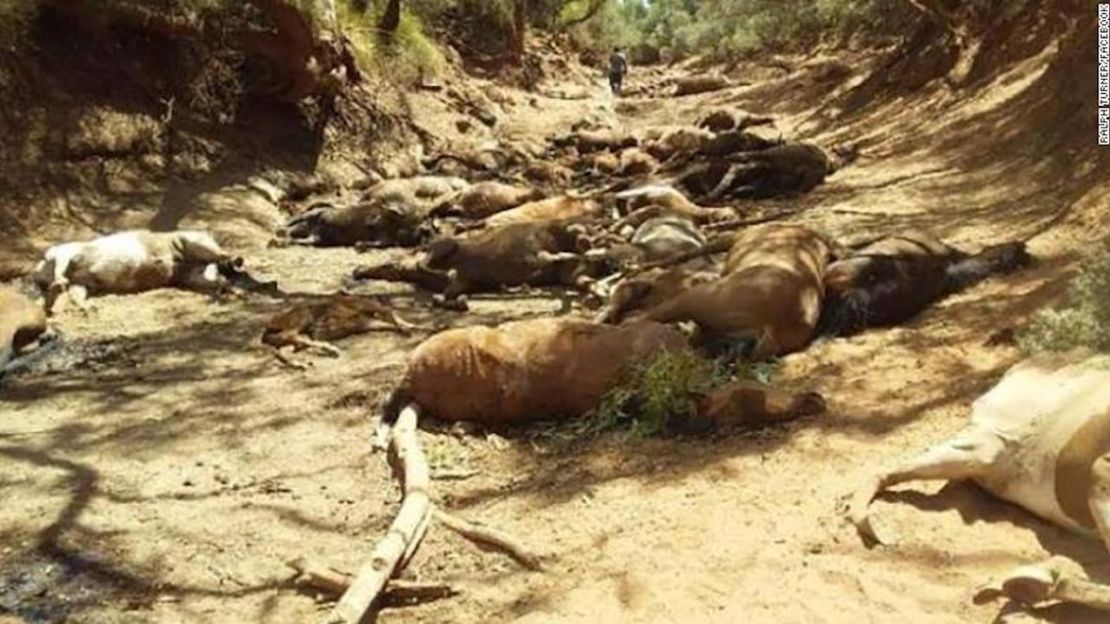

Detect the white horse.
xmin=850 ymin=353 xmax=1110 ymax=612
xmin=32 ymin=230 xmax=234 ymax=313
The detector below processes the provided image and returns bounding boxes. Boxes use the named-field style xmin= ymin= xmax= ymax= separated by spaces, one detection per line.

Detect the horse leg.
xmin=442 ymin=269 xmax=471 ymax=301
xmin=354 ymin=262 xmax=450 ymax=292
xmin=374 ymin=306 xmax=418 ymax=335
xmin=67 ymin=285 xmax=90 ymax=314
xmin=848 ymin=429 xmax=1004 ymax=545
xmin=706 ymin=164 xmax=758 ymax=201
xmin=290 ymin=335 xmax=343 ymax=358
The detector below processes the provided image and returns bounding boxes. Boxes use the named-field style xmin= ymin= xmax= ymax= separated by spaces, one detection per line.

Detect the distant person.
xmin=609 ymin=47 xmax=628 ymax=96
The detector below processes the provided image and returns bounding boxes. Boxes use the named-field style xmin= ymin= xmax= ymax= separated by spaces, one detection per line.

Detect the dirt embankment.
xmin=1 ymin=2 xmax=1108 ymax=624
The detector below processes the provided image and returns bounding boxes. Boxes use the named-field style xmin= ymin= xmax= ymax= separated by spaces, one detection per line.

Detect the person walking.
xmin=609 ymin=47 xmax=628 ymax=96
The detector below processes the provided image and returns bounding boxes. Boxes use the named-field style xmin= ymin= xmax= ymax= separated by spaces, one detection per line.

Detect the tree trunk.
xmin=380 ymin=0 xmax=402 ymax=33
xmin=507 ymin=0 xmax=527 ymax=65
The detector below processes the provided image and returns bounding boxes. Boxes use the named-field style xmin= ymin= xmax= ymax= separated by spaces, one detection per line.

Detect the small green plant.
xmin=1020 ymin=242 xmax=1110 ymax=353
xmin=586 ymin=348 xmax=779 ymax=439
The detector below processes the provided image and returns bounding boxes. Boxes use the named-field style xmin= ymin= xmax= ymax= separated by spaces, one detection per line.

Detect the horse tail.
xmin=380 ymin=385 xmax=413 ymax=426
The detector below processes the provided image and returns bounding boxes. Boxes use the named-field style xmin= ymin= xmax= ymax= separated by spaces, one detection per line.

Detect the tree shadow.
xmin=0 ymin=445 xmax=299 ymax=623
xmin=879 ymin=480 xmax=1110 ymax=624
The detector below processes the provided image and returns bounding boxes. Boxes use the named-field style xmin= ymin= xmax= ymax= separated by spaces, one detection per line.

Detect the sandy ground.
xmin=2 ymin=19 xmax=1110 ymax=624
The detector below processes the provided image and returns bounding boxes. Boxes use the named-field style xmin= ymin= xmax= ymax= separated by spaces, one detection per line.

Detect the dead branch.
xmin=435 ymin=510 xmax=543 ymax=571
xmin=702 ymin=208 xmax=804 ymax=232
xmin=325 ymin=405 xmax=430 ymax=624
xmin=827 ymin=208 xmax=908 ymax=217
xmin=400 ymin=506 xmax=433 ymax=571
xmin=288 ymin=557 xmax=353 ymax=596
xmin=288 ymin=559 xmax=459 ymax=606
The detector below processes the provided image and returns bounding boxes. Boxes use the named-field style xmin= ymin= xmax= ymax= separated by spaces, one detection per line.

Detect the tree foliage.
xmin=557 ymin=0 xmax=939 ymax=58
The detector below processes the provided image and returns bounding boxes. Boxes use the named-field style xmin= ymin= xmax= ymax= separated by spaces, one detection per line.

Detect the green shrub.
xmin=592 ymin=349 xmax=725 ymax=438
xmin=587 ymin=349 xmax=780 ymax=439
xmin=1020 ymin=242 xmax=1110 ymax=353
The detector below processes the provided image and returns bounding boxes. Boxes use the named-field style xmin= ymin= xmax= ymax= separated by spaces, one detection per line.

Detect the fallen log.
xmin=324 ymin=405 xmax=430 ymax=624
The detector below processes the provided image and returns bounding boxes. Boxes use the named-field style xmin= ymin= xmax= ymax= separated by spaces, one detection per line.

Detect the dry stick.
xmin=435 ymin=510 xmax=544 ymax=572
xmin=702 ymin=208 xmax=805 ymax=232
xmin=287 ymin=559 xmax=459 ymax=606
xmin=827 ymin=208 xmax=923 ymax=218
xmin=288 ymin=558 xmax=353 ymax=596
xmin=431 ymin=468 xmax=480 ymax=481
xmin=325 ymin=405 xmax=431 ymax=624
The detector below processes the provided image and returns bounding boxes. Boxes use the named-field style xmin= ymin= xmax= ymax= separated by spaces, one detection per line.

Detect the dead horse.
xmin=632 ymin=223 xmax=835 ymax=360
xmin=850 ymin=353 xmax=1110 ymax=612
xmin=818 ymin=230 xmax=1031 ymax=336
xmin=381 ymin=317 xmax=826 ymax=431
xmin=382 ymin=318 xmax=686 ymax=425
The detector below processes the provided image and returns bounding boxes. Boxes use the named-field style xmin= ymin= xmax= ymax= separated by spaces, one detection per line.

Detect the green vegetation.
xmin=562 ymin=0 xmax=922 ymax=58
xmin=1020 ymin=242 xmax=1110 ymax=354
xmin=584 ymin=349 xmax=780 ymax=439
xmin=340 ymin=3 xmax=447 ymax=81
xmin=0 ymin=0 xmax=941 ymax=78
xmin=593 ymin=349 xmax=727 ymax=438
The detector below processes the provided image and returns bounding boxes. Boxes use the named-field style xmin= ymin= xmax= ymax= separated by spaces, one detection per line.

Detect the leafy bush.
xmin=1020 ymin=242 xmax=1110 ymax=353
xmin=587 ymin=349 xmax=780 ymax=439
xmin=592 ymin=349 xmax=724 ymax=438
